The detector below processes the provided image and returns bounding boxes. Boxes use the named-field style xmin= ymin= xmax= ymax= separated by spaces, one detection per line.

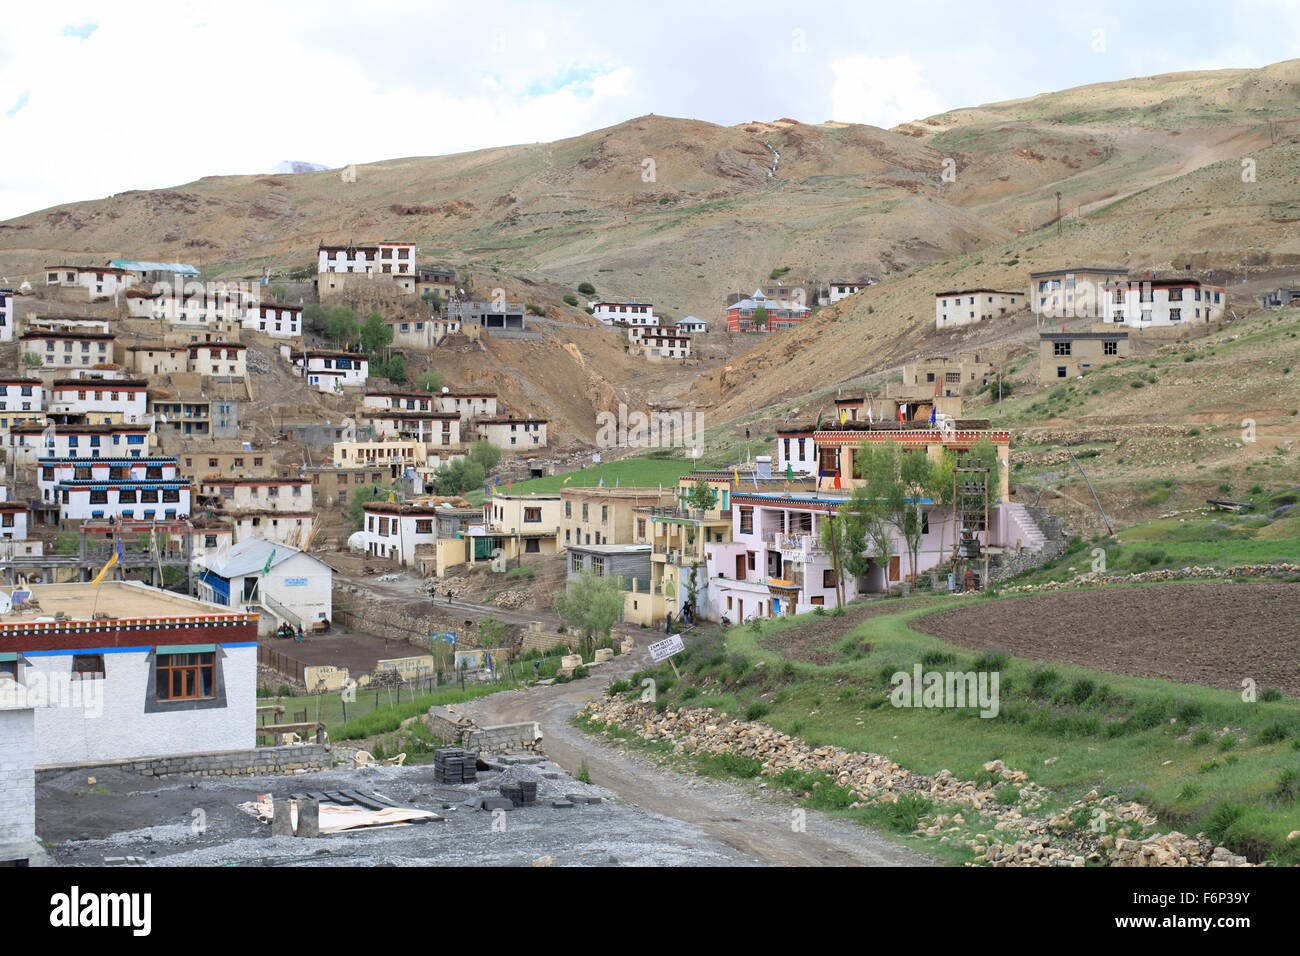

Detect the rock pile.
xmin=1001 ymin=563 xmax=1300 ymax=594
xmin=586 ymin=698 xmax=1254 ymax=867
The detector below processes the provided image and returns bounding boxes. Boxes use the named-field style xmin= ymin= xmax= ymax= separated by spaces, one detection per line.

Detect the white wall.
xmin=24 ymin=645 xmax=256 ymax=766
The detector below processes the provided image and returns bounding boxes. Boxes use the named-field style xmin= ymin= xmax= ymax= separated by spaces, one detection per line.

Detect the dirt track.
xmin=914 ymin=581 xmax=1300 ymax=696
xmin=458 ymin=640 xmax=929 ymax=867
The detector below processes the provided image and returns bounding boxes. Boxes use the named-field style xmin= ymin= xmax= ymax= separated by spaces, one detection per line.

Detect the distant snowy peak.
xmin=273 ymin=160 xmax=328 ymax=174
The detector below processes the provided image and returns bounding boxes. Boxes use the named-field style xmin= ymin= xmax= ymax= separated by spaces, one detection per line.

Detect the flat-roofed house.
xmin=934 ymin=289 xmax=1022 ymax=330
xmin=0 ymin=581 xmax=258 ymax=768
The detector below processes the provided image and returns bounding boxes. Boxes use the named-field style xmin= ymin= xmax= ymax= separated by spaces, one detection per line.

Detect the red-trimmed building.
xmin=0 ymin=581 xmax=258 ymax=768
xmin=725 ymin=289 xmax=810 ymax=332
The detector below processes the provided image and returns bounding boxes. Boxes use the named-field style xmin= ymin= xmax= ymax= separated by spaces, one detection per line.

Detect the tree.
xmin=751 ymin=305 xmax=768 ymax=330
xmin=477 ymin=616 xmax=509 ymax=651
xmin=554 ymin=570 xmax=624 ymax=658
xmin=431 ymin=458 xmax=485 ymax=497
xmin=345 ymin=483 xmax=395 ymax=528
xmin=383 ymin=354 xmax=406 ymax=385
xmin=268 ymin=283 xmax=288 ymax=303
xmin=22 ymin=353 xmax=43 ymax=368
xmin=899 ymin=449 xmax=937 ymax=583
xmin=468 ymin=439 xmax=500 ymax=474
xmin=303 ymin=303 xmax=329 ymax=336
xmin=325 ymin=306 xmax=358 ymax=347
xmin=422 ymin=290 xmax=443 ymax=313
xmin=687 ymin=478 xmax=717 ymax=512
xmin=360 ymin=311 xmax=393 ymax=353
xmin=418 ymin=368 xmax=444 ymax=393
xmin=577 ymin=282 xmax=596 ymax=296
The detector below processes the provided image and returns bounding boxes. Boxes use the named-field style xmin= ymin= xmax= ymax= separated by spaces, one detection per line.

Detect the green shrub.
xmin=577 ymin=282 xmax=596 ymax=295
xmin=1067 ymin=678 xmax=1098 ymax=705
xmin=1191 ymin=729 xmax=1214 ymax=746
xmin=745 ymin=702 xmax=771 ymax=721
xmin=1256 ymin=721 xmax=1291 ymax=745
xmin=1217 ymin=733 xmax=1237 ymax=752
xmin=973 ymin=650 xmax=1009 ymax=671
xmin=1176 ymin=702 xmax=1203 ymax=724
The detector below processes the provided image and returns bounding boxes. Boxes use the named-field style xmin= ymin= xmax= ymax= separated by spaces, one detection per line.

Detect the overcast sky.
xmin=1 ymin=0 xmax=1297 ymax=220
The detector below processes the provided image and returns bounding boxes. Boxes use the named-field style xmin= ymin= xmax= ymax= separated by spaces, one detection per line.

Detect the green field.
xmin=601 ymin=591 xmax=1300 ymax=865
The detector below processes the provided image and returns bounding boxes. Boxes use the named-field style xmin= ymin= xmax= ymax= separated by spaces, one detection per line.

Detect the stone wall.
xmin=0 ymin=709 xmax=36 ymax=850
xmin=35 ymin=743 xmax=331 ymax=781
xmin=334 ymin=586 xmax=505 ymax=654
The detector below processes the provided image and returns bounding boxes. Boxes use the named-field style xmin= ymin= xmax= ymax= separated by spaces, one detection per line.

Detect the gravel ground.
xmin=40 ymin=758 xmax=754 ymax=867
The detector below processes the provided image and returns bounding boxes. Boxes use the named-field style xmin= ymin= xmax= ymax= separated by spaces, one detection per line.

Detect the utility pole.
xmin=1056 ymin=192 xmax=1062 ymax=237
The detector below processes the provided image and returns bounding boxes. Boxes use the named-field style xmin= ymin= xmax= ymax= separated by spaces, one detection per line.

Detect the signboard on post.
xmin=648 ymin=635 xmax=685 ymax=662
xmin=649 ymin=635 xmax=685 ymax=677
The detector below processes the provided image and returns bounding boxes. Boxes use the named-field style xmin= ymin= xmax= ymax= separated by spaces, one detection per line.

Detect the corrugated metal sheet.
xmin=110 ymin=260 xmax=200 ymax=275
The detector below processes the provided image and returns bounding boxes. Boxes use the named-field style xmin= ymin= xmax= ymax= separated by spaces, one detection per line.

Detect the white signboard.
xmin=648 ymin=635 xmax=685 ymax=663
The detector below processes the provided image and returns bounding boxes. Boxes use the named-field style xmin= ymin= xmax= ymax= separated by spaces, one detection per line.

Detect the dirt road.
xmin=458 ymin=642 xmax=929 ymax=867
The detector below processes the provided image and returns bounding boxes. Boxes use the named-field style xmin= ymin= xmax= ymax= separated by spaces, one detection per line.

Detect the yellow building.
xmin=559 ymin=486 xmax=671 ymax=548
xmin=623 ymin=476 xmax=734 ymax=627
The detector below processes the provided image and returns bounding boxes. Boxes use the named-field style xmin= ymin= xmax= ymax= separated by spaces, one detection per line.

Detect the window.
xmin=1057 ymin=366 xmax=1068 ymax=378
xmin=739 ymin=507 xmax=753 ymax=534
xmin=524 ymin=507 xmax=541 ymax=523
xmin=72 ymin=654 xmax=105 ymax=679
xmin=0 ymin=657 xmax=16 ymax=680
xmin=1054 ymin=341 xmax=1071 ymax=356
xmin=415 ymin=519 xmax=433 ymax=534
xmin=1104 ymin=341 xmax=1118 ymax=356
xmin=823 ymin=569 xmax=835 ymax=588
xmin=156 ymin=652 xmax=215 ymax=700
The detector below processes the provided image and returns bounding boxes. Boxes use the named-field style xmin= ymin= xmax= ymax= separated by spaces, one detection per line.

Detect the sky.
xmin=1 ymin=0 xmax=1298 ymax=220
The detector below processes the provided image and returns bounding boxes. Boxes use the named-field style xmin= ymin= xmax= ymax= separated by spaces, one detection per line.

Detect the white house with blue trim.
xmin=198 ymin=538 xmax=332 ymax=636
xmin=0 ymin=581 xmax=258 ymax=768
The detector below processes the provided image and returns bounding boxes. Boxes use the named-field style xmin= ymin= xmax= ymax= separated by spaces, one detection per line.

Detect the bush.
xmin=1191 ymin=729 xmax=1214 ymax=746
xmin=973 ymin=650 xmax=1009 ymax=672
xmin=745 ymin=702 xmax=771 ymax=721
xmin=1067 ymin=678 xmax=1098 ymax=705
xmin=577 ymin=282 xmax=596 ymax=295
xmin=563 ymin=294 xmax=578 ymax=306
xmin=1256 ymin=721 xmax=1292 ymax=745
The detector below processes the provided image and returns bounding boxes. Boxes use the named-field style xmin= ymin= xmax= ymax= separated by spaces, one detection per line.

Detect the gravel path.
xmin=458 ymin=640 xmax=931 ymax=867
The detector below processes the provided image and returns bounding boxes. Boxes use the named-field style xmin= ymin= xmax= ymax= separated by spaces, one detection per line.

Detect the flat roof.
xmin=934 ymin=289 xmax=1022 ymax=297
xmin=1 ymin=581 xmax=231 ymax=625
xmin=1029 ymin=267 xmax=1125 ymax=277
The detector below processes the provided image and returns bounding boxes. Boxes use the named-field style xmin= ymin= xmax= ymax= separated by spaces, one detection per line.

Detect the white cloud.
xmin=828 ymin=55 xmax=945 ymax=129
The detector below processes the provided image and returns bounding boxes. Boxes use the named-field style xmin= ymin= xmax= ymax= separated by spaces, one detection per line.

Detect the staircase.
xmin=1001 ymin=502 xmax=1048 ymax=553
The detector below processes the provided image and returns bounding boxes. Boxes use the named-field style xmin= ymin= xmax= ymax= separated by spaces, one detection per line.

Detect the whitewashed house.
xmin=198 ymin=538 xmax=332 ymax=635
xmin=592 ymin=302 xmax=659 ymax=326
xmin=282 ymin=347 xmax=368 ymax=392
xmin=46 ymin=378 xmax=149 ymax=424
xmin=244 ymin=303 xmax=302 ymax=338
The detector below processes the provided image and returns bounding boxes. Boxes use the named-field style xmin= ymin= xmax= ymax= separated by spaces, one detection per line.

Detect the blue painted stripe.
xmin=23 ymin=642 xmax=259 ymax=657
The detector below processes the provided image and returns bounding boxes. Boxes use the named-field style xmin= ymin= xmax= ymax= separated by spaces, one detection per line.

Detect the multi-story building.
xmin=0 ymin=287 xmax=12 ymax=341
xmin=317 ymin=241 xmax=418 ymax=295
xmin=0 ymin=378 xmax=44 ymax=433
xmin=725 ymin=289 xmax=810 ymax=332
xmin=1040 ymin=329 xmax=1130 ymax=380
xmin=934 ymin=289 xmax=1023 ymax=329
xmin=186 ymin=343 xmax=247 ymax=378
xmin=1030 ymin=267 xmax=1126 ymax=321
xmin=46 ymin=377 xmax=149 ymax=424
xmin=6 ymin=422 xmax=152 ymax=467
xmin=1102 ymin=278 xmax=1227 ymax=327
xmin=358 ymin=410 xmax=462 ymax=446
xmin=629 ymin=327 xmax=692 ymax=359
xmin=196 ymin=477 xmax=312 ymax=514
xmin=282 ymin=347 xmax=369 ymax=392
xmin=124 ymin=287 xmax=249 ymax=324
xmin=43 ymin=264 xmax=137 ymax=298
xmin=592 ymin=302 xmax=659 ymax=326
xmin=559 ymin=487 xmax=670 ymax=548
xmin=623 ymin=475 xmax=735 ymax=627
xmin=482 ymin=493 xmax=563 ymax=558
xmin=19 ymin=330 xmax=115 ymax=369
xmin=900 ymin=352 xmax=997 ymax=397
xmin=417 ymin=267 xmax=456 ymax=302
xmin=474 ymin=416 xmax=547 ymax=451
xmin=176 ymin=446 xmax=276 ymax=479
xmin=0 ymin=581 xmax=258 ymax=768
xmin=243 ymin=302 xmax=302 ymax=338
xmin=125 ymin=344 xmax=190 ymax=376
xmin=436 ymin=391 xmax=498 ymax=420
xmin=45 ymin=456 xmax=190 ymax=523
xmin=149 ymin=393 xmax=239 ymax=439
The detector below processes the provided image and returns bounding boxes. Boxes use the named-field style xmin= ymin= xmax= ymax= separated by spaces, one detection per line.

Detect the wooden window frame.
xmin=155 ymin=652 xmax=215 ymax=701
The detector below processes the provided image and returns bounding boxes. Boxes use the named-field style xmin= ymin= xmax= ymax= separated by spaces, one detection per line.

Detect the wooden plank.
xmin=323 ymin=791 xmax=353 ymax=805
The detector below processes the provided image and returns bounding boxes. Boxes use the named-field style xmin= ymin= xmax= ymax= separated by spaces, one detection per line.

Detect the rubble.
xmin=584 ymin=697 xmax=1254 ymax=867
